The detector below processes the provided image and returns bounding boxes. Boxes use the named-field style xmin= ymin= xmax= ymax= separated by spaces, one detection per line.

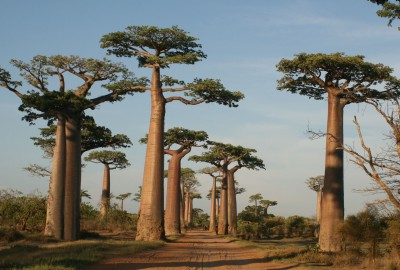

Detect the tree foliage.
xmin=368 ymin=0 xmax=400 ymax=29
xmin=276 ymin=52 xmax=394 ymax=102
xmin=85 ymin=150 xmax=130 ymax=170
xmin=305 ymin=175 xmax=324 ymax=192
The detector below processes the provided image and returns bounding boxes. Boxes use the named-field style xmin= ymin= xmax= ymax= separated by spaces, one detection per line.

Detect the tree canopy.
xmin=84 ymin=150 xmax=130 ymax=170
xmin=276 ymin=52 xmax=394 ymax=102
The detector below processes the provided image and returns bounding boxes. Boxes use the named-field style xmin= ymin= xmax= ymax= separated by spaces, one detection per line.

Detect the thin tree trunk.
xmin=209 ymin=176 xmax=217 ymax=233
xmin=319 ymin=93 xmax=345 ymax=252
xmin=121 ymin=199 xmax=124 ymax=211
xmin=316 ymin=190 xmax=323 ymax=224
xmin=64 ymin=114 xmax=81 ymax=241
xmin=165 ymin=155 xmax=181 ymax=236
xmin=136 ymin=66 xmax=166 ymax=241
xmin=100 ymin=164 xmax=111 ymax=218
xmin=218 ymin=172 xmax=228 ymax=235
xmin=44 ymin=116 xmax=66 ymax=239
xmin=227 ymin=169 xmax=237 ymax=236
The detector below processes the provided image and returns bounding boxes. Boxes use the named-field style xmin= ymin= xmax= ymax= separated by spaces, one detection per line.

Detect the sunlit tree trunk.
xmin=165 ymin=155 xmax=181 ymax=235
xmin=100 ymin=164 xmax=111 ymax=218
xmin=44 ymin=115 xmax=66 ymax=239
xmin=136 ymin=66 xmax=166 ymax=241
xmin=189 ymin=198 xmax=193 ymax=224
xmin=218 ymin=169 xmax=228 ymax=235
xmin=319 ymin=92 xmax=345 ymax=252
xmin=227 ymin=169 xmax=238 ymax=236
xmin=209 ymin=176 xmax=217 ymax=233
xmin=64 ymin=114 xmax=81 ymax=241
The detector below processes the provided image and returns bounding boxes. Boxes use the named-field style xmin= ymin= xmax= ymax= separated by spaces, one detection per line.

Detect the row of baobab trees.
xmin=2 ymin=22 xmax=400 ymax=254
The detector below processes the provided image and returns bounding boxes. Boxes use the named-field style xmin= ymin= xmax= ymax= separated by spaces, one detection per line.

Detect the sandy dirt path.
xmin=87 ymin=230 xmax=310 ymax=270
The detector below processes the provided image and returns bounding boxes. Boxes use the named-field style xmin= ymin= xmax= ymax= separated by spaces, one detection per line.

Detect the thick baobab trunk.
xmin=44 ymin=116 xmax=66 ymax=239
xmin=319 ymin=93 xmax=345 ymax=252
xmin=227 ymin=170 xmax=237 ymax=236
xmin=189 ymin=198 xmax=193 ymax=225
xmin=100 ymin=164 xmax=111 ymax=218
xmin=209 ymin=176 xmax=217 ymax=234
xmin=218 ymin=174 xmax=228 ymax=235
xmin=316 ymin=190 xmax=323 ymax=224
xmin=136 ymin=67 xmax=166 ymax=241
xmin=216 ymin=196 xmax=220 ymax=217
xmin=184 ymin=191 xmax=190 ymax=225
xmin=180 ymin=184 xmax=186 ymax=231
xmin=165 ymin=155 xmax=181 ymax=236
xmin=64 ymin=114 xmax=81 ymax=241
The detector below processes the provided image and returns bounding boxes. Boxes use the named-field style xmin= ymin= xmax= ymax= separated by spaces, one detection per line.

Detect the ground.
xmin=86 ymin=230 xmax=318 ymax=270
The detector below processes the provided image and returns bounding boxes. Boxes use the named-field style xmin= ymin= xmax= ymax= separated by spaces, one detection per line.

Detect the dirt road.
xmin=87 ymin=230 xmax=310 ymax=270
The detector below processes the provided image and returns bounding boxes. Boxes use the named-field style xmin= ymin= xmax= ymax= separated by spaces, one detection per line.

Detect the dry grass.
xmin=0 ymin=236 xmax=164 ymax=269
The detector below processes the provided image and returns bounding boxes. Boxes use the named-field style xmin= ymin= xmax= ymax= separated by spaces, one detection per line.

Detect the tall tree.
xmin=199 ymin=167 xmax=220 ymax=234
xmin=84 ymin=150 xmax=130 ymax=217
xmin=0 ymin=55 xmax=142 ymax=240
xmin=140 ymin=128 xmax=208 ymax=235
xmin=249 ymin=193 xmax=263 ymax=216
xmin=306 ymin=175 xmax=324 ymax=224
xmin=29 ymin=115 xmax=132 ymax=236
xmin=101 ymin=26 xmax=244 ymax=241
xmin=276 ymin=52 xmax=393 ymax=251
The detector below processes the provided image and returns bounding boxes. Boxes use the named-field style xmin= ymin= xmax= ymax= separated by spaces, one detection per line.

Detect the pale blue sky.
xmin=0 ymin=0 xmax=399 ymax=217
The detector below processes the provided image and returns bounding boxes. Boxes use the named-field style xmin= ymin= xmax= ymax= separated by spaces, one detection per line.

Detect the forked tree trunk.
xmin=136 ymin=66 xmax=166 ymax=241
xmin=319 ymin=93 xmax=345 ymax=252
xmin=218 ymin=173 xmax=228 ymax=235
xmin=227 ymin=169 xmax=238 ymax=236
xmin=165 ymin=155 xmax=181 ymax=235
xmin=100 ymin=164 xmax=111 ymax=218
xmin=316 ymin=190 xmax=323 ymax=224
xmin=64 ymin=114 xmax=81 ymax=241
xmin=209 ymin=176 xmax=217 ymax=234
xmin=44 ymin=116 xmax=66 ymax=239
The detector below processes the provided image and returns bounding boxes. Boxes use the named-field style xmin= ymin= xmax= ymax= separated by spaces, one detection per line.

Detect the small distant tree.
xmin=85 ymin=150 xmax=130 ymax=217
xmin=249 ymin=193 xmax=263 ymax=216
xmin=116 ymin=193 xmax=132 ymax=212
xmin=306 ymin=175 xmax=324 ymax=224
xmin=260 ymin=200 xmax=277 ymax=215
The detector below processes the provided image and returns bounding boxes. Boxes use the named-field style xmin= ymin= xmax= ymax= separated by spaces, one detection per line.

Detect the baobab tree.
xmin=190 ymin=142 xmax=265 ymax=235
xmin=249 ymin=193 xmax=263 ymax=216
xmin=116 ymin=193 xmax=132 ymax=212
xmin=101 ymin=25 xmax=244 ymax=240
xmin=306 ymin=175 xmax=324 ymax=224
xmin=29 ymin=115 xmax=132 ymax=236
xmin=199 ymin=167 xmax=220 ymax=233
xmin=0 ymin=55 xmax=142 ymax=240
xmin=260 ymin=200 xmax=277 ymax=215
xmin=140 ymin=128 xmax=208 ymax=235
xmin=180 ymin=168 xmax=201 ymax=227
xmin=276 ymin=52 xmax=394 ymax=251
xmin=84 ymin=150 xmax=130 ymax=217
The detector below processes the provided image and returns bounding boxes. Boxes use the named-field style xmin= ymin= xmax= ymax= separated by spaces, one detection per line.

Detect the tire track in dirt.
xmin=86 ymin=230 xmax=308 ymax=270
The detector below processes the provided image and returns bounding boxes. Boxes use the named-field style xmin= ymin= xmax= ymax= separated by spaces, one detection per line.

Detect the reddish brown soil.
xmin=87 ymin=230 xmax=311 ymax=270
